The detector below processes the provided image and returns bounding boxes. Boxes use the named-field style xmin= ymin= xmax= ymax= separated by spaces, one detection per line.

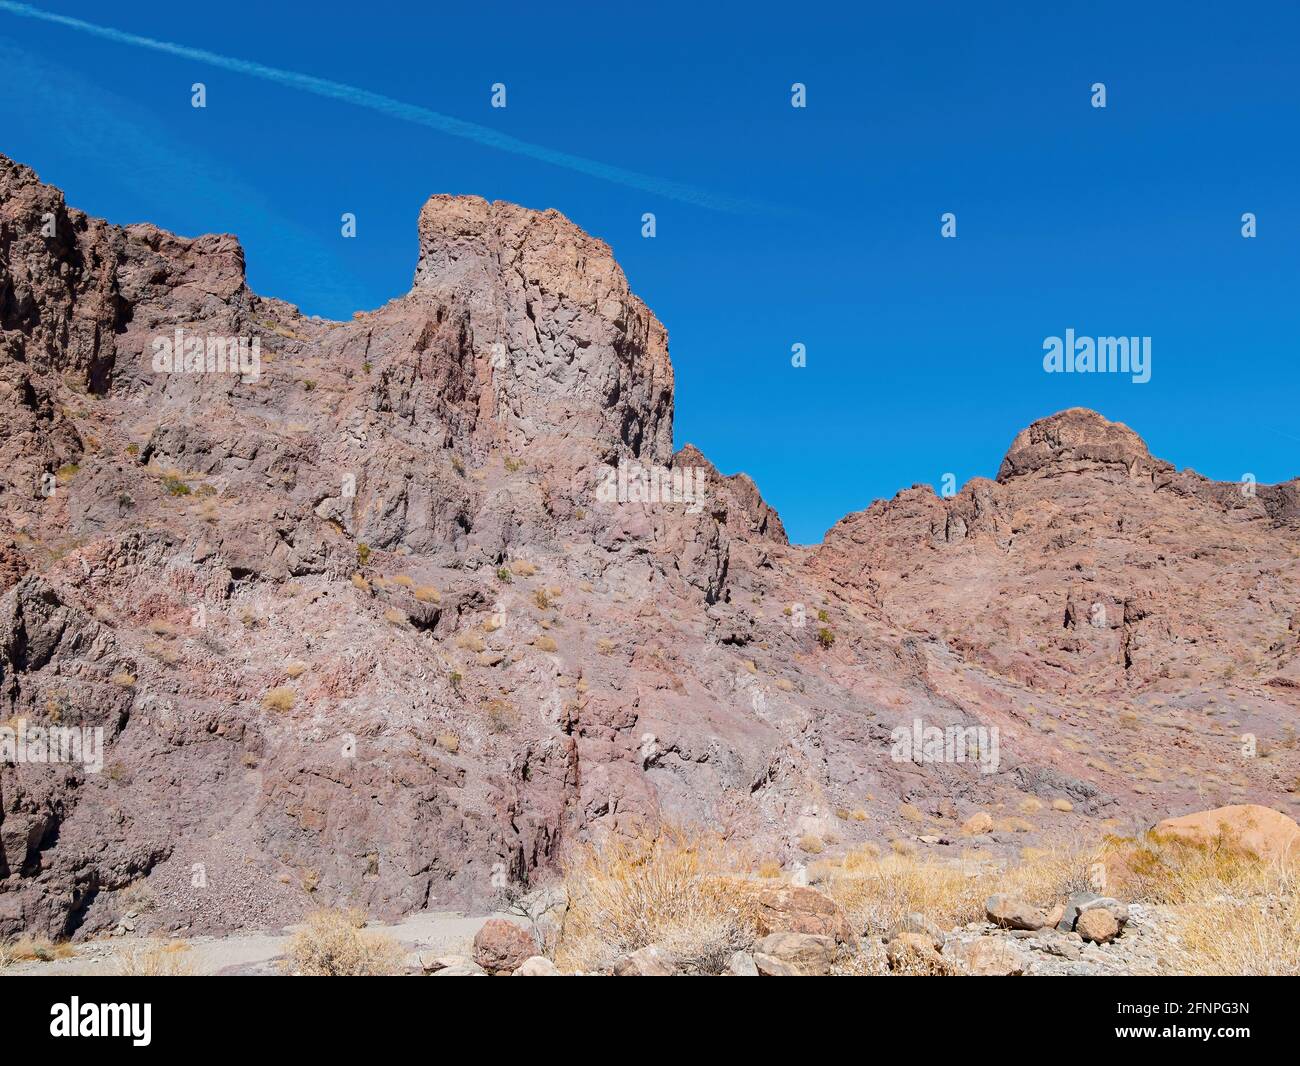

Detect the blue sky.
xmin=1 ymin=1 xmax=1297 ymax=543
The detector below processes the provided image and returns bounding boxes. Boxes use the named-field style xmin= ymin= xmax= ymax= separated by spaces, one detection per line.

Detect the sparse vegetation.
xmin=816 ymin=626 xmax=836 ymax=649
xmin=262 ymin=687 xmax=296 ymax=713
xmin=555 ymin=826 xmax=758 ymax=974
xmin=117 ymin=941 xmax=194 ymax=976
xmin=283 ymin=908 xmax=404 ymax=976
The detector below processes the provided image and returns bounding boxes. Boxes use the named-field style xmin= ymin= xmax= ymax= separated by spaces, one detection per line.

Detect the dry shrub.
xmin=1103 ymin=829 xmax=1273 ymax=906
xmin=1 ymin=934 xmax=76 ymax=965
xmin=555 ymin=826 xmax=759 ymax=975
xmin=826 ymin=843 xmax=1096 ymax=939
xmin=262 ymin=687 xmax=296 ymax=713
xmin=414 ymin=586 xmax=440 ymax=603
xmin=533 ymin=635 xmax=558 ymax=653
xmin=117 ymin=941 xmax=194 ymax=976
xmin=485 ymin=699 xmax=519 ymax=734
xmin=1168 ymin=867 xmax=1300 ymax=975
xmin=799 ymin=833 xmax=825 ymax=854
xmin=283 ymin=661 xmax=307 ymax=679
xmin=1103 ymin=828 xmax=1300 ymax=974
xmin=284 ymin=909 xmax=404 ymax=976
xmin=456 ymin=631 xmax=486 ymax=653
xmin=511 ymin=560 xmax=537 ymax=577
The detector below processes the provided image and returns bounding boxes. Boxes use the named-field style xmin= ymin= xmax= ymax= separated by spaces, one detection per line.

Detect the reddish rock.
xmin=751 ymin=886 xmax=856 ymax=944
xmin=472 ymin=919 xmax=536 ymax=974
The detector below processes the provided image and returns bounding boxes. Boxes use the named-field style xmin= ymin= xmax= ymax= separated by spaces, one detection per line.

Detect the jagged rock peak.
xmin=412 ymin=193 xmax=675 ymax=464
xmin=997 ymin=408 xmax=1170 ymax=482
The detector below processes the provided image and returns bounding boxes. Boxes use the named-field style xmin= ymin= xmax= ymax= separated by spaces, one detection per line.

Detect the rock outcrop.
xmin=1 ymin=153 xmax=1298 ymax=942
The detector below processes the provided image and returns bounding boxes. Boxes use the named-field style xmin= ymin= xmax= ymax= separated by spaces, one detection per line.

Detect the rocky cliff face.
xmin=2 ymin=155 xmax=1297 ymax=940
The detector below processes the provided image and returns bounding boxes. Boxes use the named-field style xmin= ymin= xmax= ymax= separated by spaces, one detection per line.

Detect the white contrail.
xmin=0 ymin=1 xmax=775 ymax=214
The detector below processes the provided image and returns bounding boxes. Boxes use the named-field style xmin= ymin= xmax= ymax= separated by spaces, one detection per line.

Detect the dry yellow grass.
xmin=262 ymin=687 xmax=296 ymax=713
xmin=116 ymin=940 xmax=194 ymax=976
xmin=111 ymin=672 xmax=136 ymax=687
xmin=1 ymin=935 xmax=76 ymax=965
xmin=1100 ymin=829 xmax=1300 ymax=975
xmin=283 ymin=909 xmax=404 ymax=976
xmin=511 ymin=560 xmax=537 ymax=577
xmin=414 ymin=586 xmax=440 ymax=603
xmin=555 ymin=826 xmax=759 ymax=974
xmin=1168 ymin=869 xmax=1300 ymax=975
xmin=456 ymin=631 xmax=486 ymax=653
xmin=799 ymin=833 xmax=825 ymax=854
xmin=825 ymin=842 xmax=1096 ymax=940
xmin=533 ymin=634 xmax=558 ymax=653
xmin=283 ymin=661 xmax=307 ymax=679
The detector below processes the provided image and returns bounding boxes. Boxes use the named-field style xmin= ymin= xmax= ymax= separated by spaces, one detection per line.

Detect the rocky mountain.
xmin=2 ymin=153 xmax=1297 ymax=941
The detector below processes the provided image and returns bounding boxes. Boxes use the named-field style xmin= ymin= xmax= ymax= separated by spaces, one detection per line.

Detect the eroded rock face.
xmin=1 ymin=153 xmax=1298 ymax=941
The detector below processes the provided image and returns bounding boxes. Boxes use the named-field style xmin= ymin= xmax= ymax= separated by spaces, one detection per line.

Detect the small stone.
xmin=752 ymin=931 xmax=836 ymax=975
xmin=944 ymin=937 xmax=1027 ymax=975
xmin=985 ymin=894 xmax=1048 ymax=930
xmin=1077 ymin=907 xmax=1120 ymax=944
xmin=433 ymin=961 xmax=488 ymax=976
xmin=752 ymin=952 xmax=800 ymax=976
xmin=726 ymin=951 xmax=760 ymax=976
xmin=885 ymin=932 xmax=945 ymax=972
xmin=612 ymin=944 xmax=675 ymax=976
xmin=512 ymin=955 xmax=560 ymax=976
xmin=888 ymin=912 xmax=945 ymax=951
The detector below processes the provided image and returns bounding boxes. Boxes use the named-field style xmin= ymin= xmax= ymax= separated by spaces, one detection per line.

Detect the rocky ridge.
xmin=1 ymin=153 xmax=1298 ymax=941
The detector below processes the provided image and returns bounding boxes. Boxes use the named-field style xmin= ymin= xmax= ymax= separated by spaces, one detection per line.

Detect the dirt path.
xmin=1 ymin=910 xmax=511 ymax=976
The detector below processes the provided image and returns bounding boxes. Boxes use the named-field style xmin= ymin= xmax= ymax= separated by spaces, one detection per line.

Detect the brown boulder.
xmin=985 ymin=894 xmax=1048 ymax=931
xmin=752 ymin=931 xmax=837 ymax=976
xmin=612 ymin=944 xmax=675 ymax=976
xmin=471 ymin=918 xmax=537 ymax=974
xmin=751 ymin=885 xmax=855 ymax=944
xmin=1076 ymin=907 xmax=1120 ymax=944
xmin=752 ymin=952 xmax=800 ymax=976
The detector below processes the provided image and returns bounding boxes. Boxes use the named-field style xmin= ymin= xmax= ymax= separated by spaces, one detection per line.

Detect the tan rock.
xmin=751 ymin=885 xmax=856 ymax=944
xmin=944 ymin=938 xmax=1027 ymax=975
xmin=985 ymin=894 xmax=1048 ymax=931
xmin=752 ymin=931 xmax=837 ymax=976
xmin=752 ymin=952 xmax=800 ymax=976
xmin=512 ymin=955 xmax=560 ymax=976
xmin=612 ymin=944 xmax=675 ymax=976
xmin=885 ymin=932 xmax=945 ymax=973
xmin=1076 ymin=907 xmax=1120 ymax=944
